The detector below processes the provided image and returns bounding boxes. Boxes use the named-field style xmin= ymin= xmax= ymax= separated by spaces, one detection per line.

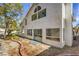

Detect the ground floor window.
xmin=46 ymin=28 xmax=60 ymax=41
xmin=27 ymin=29 xmax=32 ymax=36
xmin=34 ymin=29 xmax=42 ymax=42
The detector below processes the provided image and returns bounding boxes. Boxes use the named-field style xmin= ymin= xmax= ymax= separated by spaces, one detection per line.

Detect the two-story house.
xmin=19 ymin=3 xmax=73 ymax=48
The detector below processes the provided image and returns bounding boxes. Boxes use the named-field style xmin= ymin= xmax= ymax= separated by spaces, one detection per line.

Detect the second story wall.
xmin=24 ymin=3 xmax=62 ymax=29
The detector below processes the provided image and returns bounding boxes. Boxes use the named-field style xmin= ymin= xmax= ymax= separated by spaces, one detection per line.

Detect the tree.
xmin=0 ymin=4 xmax=24 ymax=55
xmin=0 ymin=3 xmax=23 ymax=38
xmin=0 ymin=16 xmax=5 ymax=28
xmin=6 ymin=17 xmax=17 ymax=36
xmin=73 ymin=24 xmax=79 ymax=40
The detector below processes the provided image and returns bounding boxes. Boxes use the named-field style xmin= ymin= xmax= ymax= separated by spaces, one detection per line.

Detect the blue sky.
xmin=22 ymin=3 xmax=32 ymax=16
xmin=73 ymin=3 xmax=79 ymax=27
xmin=17 ymin=3 xmax=31 ymax=23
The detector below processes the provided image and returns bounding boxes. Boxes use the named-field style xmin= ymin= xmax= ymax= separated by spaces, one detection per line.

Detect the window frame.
xmin=32 ymin=5 xmax=46 ymax=21
xmin=38 ymin=9 xmax=46 ymax=19
xmin=46 ymin=28 xmax=60 ymax=41
xmin=27 ymin=29 xmax=32 ymax=36
xmin=32 ymin=13 xmax=37 ymax=21
xmin=34 ymin=29 xmax=42 ymax=37
xmin=34 ymin=6 xmax=41 ymax=13
xmin=25 ymin=18 xmax=27 ymax=25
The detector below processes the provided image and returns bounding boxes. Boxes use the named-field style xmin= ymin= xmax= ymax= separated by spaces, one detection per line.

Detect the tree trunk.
xmin=10 ymin=40 xmax=22 ymax=56
xmin=4 ymin=28 xmax=7 ymax=39
xmin=4 ymin=5 xmax=8 ymax=39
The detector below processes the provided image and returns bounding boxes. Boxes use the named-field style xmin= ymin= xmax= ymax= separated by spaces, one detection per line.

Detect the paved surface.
xmin=38 ymin=36 xmax=79 ymax=56
xmin=37 ymin=46 xmax=71 ymax=56
xmin=0 ymin=38 xmax=50 ymax=56
xmin=0 ymin=34 xmax=79 ymax=56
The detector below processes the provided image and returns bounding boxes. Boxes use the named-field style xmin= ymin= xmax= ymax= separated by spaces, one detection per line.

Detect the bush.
xmin=5 ymin=34 xmax=19 ymax=40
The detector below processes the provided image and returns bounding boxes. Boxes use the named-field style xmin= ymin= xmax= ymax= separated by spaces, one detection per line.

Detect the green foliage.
xmin=0 ymin=3 xmax=23 ymax=17
xmin=6 ymin=34 xmax=19 ymax=40
xmin=7 ymin=18 xmax=18 ymax=36
xmin=0 ymin=16 xmax=5 ymax=28
xmin=0 ymin=3 xmax=23 ymax=38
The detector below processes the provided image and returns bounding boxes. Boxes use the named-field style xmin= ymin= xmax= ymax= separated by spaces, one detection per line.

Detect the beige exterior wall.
xmin=63 ymin=4 xmax=73 ymax=46
xmin=25 ymin=3 xmax=64 ymax=48
xmin=20 ymin=3 xmax=73 ymax=48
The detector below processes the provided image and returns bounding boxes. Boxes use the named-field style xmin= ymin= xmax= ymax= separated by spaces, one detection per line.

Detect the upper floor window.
xmin=25 ymin=19 xmax=27 ymax=25
xmin=32 ymin=13 xmax=37 ymax=21
xmin=38 ymin=6 xmax=41 ymax=11
xmin=32 ymin=5 xmax=46 ymax=21
xmin=38 ymin=9 xmax=46 ymax=19
xmin=34 ymin=8 xmax=37 ymax=13
xmin=34 ymin=6 xmax=41 ymax=13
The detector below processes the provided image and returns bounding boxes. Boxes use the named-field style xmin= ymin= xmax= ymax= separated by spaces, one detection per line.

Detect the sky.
xmin=18 ymin=3 xmax=32 ymax=23
xmin=73 ymin=3 xmax=79 ymax=27
xmin=22 ymin=3 xmax=32 ymax=16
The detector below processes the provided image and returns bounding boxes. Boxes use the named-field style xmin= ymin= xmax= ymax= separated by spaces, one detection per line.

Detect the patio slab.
xmin=0 ymin=38 xmax=50 ymax=56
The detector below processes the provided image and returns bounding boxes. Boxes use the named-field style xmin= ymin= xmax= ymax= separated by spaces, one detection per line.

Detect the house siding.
xmin=20 ymin=3 xmax=73 ymax=48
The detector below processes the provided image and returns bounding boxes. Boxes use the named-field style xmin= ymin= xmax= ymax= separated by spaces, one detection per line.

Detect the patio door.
xmin=34 ymin=29 xmax=42 ymax=42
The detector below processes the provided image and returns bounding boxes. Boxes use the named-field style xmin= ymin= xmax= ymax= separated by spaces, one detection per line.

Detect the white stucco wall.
xmin=23 ymin=3 xmax=65 ymax=48
xmin=25 ymin=3 xmax=62 ymax=29
xmin=20 ymin=3 xmax=73 ymax=48
xmin=63 ymin=4 xmax=73 ymax=46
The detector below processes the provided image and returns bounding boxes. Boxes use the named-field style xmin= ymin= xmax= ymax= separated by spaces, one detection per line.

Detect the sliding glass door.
xmin=34 ymin=29 xmax=42 ymax=42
